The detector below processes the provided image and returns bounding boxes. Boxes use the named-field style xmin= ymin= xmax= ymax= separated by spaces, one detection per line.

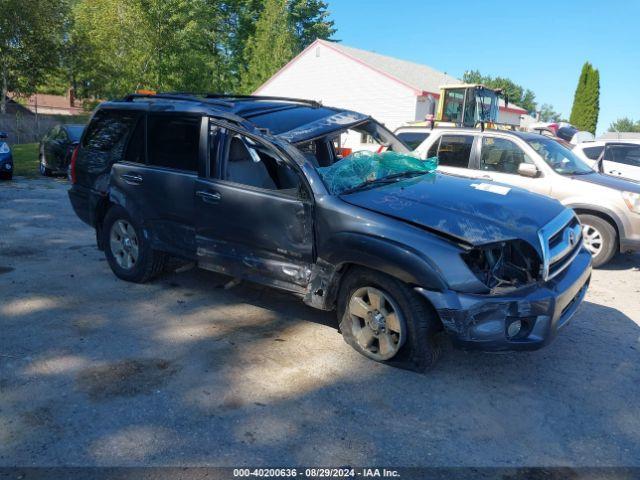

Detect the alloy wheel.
xmin=109 ymin=219 xmax=139 ymax=270
xmin=347 ymin=286 xmax=406 ymax=360
xmin=582 ymin=224 xmax=603 ymax=256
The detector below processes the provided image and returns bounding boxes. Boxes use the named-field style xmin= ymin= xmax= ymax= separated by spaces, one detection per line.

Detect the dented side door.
xmin=195 ymin=124 xmax=314 ymax=293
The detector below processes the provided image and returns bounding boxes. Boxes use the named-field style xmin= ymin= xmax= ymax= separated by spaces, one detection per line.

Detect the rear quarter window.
xmin=396 ymin=131 xmax=429 ymax=150
xmin=77 ymin=109 xmax=140 ymax=183
xmin=582 ymin=146 xmax=604 ymax=160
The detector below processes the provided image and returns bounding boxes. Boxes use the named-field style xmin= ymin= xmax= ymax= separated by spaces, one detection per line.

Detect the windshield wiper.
xmin=340 ymin=171 xmax=428 ymax=195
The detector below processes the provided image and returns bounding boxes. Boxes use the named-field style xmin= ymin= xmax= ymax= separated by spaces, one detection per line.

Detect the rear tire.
xmin=579 ymin=214 xmax=617 ymax=267
xmin=337 ymin=267 xmax=441 ymax=372
xmin=102 ymin=206 xmax=166 ymax=283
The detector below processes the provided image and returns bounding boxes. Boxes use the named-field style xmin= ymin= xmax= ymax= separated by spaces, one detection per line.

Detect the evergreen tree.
xmin=240 ymin=0 xmax=296 ymax=94
xmin=569 ymin=62 xmax=600 ymax=134
xmin=289 ymin=0 xmax=336 ymax=50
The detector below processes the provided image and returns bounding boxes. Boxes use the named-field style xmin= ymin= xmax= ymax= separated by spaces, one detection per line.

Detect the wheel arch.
xmin=571 ymin=206 xmax=621 ymax=251
xmin=304 ymin=234 xmax=449 ymax=311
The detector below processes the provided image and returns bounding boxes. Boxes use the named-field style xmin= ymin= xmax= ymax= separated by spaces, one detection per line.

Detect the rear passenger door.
xmin=427 ymin=134 xmax=477 ymax=177
xmin=112 ymin=112 xmax=203 ymax=257
xmin=194 ymin=123 xmax=314 ymax=292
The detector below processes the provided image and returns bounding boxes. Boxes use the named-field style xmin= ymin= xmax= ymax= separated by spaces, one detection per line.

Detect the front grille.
xmin=538 ymin=211 xmax=583 ymax=281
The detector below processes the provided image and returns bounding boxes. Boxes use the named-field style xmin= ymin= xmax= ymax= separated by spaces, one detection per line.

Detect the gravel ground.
xmin=1 ymin=177 xmax=639 ymax=467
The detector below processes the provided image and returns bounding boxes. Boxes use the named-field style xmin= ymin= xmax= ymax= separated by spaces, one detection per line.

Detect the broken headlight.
xmin=461 ymin=240 xmax=541 ymax=291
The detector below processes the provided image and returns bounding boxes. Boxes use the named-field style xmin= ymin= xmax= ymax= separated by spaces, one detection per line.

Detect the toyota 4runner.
xmin=68 ymin=94 xmax=592 ymax=370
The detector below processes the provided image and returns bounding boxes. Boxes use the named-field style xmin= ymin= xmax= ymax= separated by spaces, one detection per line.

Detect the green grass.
xmin=11 ymin=143 xmax=40 ymax=178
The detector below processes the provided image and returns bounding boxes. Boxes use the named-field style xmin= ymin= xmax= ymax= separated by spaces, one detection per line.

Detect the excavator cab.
xmin=435 ymin=84 xmax=505 ymax=129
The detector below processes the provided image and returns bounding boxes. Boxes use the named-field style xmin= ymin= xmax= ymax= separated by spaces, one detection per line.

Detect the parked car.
xmin=573 ymin=140 xmax=640 ymax=182
xmin=39 ymin=124 xmax=85 ymax=176
xmin=408 ymin=127 xmax=640 ymax=267
xmin=68 ymin=93 xmax=591 ymax=370
xmin=0 ymin=131 xmax=12 ymax=180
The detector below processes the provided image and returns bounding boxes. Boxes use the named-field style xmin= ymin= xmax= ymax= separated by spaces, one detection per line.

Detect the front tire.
xmin=579 ymin=214 xmax=617 ymax=267
xmin=39 ymin=154 xmax=52 ymax=177
xmin=102 ymin=206 xmax=166 ymax=283
xmin=337 ymin=267 xmax=441 ymax=371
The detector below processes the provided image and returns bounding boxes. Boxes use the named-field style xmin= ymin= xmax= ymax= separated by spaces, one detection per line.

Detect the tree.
xmin=609 ymin=117 xmax=640 ymax=133
xmin=539 ymin=103 xmax=561 ymax=123
xmin=240 ymin=0 xmax=297 ymax=94
xmin=0 ymin=0 xmax=69 ymax=113
xmin=569 ymin=62 xmax=600 ymax=134
xmin=289 ymin=0 xmax=336 ymax=51
xmin=462 ymin=70 xmax=537 ymax=113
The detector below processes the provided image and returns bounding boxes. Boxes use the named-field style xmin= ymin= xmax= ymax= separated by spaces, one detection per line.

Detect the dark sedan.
xmin=39 ymin=124 xmax=85 ymax=176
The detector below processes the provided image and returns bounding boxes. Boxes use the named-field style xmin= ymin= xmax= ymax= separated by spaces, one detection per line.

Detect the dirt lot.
xmin=1 ymin=177 xmax=640 ymax=467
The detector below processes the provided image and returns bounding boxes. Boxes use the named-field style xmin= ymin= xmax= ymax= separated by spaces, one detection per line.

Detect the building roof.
xmin=599 ymin=132 xmax=640 ymax=140
xmin=10 ymin=92 xmax=85 ymax=115
xmin=262 ymin=40 xmax=527 ymax=114
xmin=325 ymin=40 xmax=459 ymax=96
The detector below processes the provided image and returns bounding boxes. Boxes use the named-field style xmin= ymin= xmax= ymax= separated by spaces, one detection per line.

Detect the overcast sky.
xmin=329 ymin=0 xmax=639 ymax=133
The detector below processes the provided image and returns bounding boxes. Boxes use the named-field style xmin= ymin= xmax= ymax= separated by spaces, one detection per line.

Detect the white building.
xmin=255 ymin=39 xmax=528 ymax=133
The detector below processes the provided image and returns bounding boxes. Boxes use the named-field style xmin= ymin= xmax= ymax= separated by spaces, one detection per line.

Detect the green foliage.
xmin=240 ymin=0 xmax=297 ymax=94
xmin=10 ymin=143 xmax=39 ymax=177
xmin=289 ymin=0 xmax=336 ymax=51
xmin=539 ymin=103 xmax=561 ymax=123
xmin=0 ymin=0 xmax=69 ymax=111
xmin=462 ymin=70 xmax=537 ymax=113
xmin=609 ymin=117 xmax=640 ymax=133
xmin=569 ymin=62 xmax=600 ymax=134
xmin=40 ymin=0 xmax=336 ymax=99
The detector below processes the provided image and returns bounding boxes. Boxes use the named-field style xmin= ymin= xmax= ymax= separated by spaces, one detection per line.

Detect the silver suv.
xmin=400 ymin=127 xmax=640 ymax=267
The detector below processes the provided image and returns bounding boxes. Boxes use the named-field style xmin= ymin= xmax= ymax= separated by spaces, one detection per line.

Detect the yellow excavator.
xmin=409 ymin=84 xmax=510 ymax=130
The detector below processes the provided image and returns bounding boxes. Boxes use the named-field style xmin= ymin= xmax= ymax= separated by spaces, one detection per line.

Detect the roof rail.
xmin=203 ymin=93 xmax=322 ymax=108
xmin=123 ymin=93 xmax=234 ymax=108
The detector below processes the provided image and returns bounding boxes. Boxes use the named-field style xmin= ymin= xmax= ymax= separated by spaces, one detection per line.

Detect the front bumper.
xmin=416 ymin=248 xmax=592 ymax=351
xmin=0 ymin=153 xmax=13 ymax=173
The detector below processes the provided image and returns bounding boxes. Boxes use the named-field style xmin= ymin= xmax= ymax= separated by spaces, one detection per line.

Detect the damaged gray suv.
xmin=68 ymin=93 xmax=592 ymax=370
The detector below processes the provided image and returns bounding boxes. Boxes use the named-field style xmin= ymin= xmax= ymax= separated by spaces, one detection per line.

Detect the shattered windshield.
xmin=318 ymin=150 xmax=438 ymax=195
xmin=527 ymin=137 xmax=593 ymax=175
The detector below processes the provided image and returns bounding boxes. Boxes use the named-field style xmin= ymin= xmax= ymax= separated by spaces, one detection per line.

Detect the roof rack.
xmin=203 ymin=93 xmax=322 ymax=108
xmin=123 ymin=92 xmax=234 ymax=108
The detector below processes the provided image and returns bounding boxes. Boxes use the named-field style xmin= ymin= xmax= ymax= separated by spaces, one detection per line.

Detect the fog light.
xmin=4 ymin=164 xmax=11 ymax=170
xmin=507 ymin=319 xmax=522 ymax=338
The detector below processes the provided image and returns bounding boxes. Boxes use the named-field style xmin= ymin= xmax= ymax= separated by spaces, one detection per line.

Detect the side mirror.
xmin=0 ymin=132 xmax=7 ymax=140
xmin=518 ymin=163 xmax=539 ymax=178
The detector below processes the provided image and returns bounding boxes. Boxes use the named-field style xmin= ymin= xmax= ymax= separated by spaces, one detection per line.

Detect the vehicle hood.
xmin=341 ymin=172 xmax=566 ymax=249
xmin=572 ymin=172 xmax=640 ymax=193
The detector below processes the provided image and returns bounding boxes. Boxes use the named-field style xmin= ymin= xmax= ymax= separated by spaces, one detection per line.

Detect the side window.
xmin=81 ymin=110 xmax=139 ymax=168
xmin=441 ymin=88 xmax=465 ymax=123
xmin=437 ymin=135 xmax=474 ymax=168
xmin=582 ymin=146 xmax=604 ymax=160
xmin=605 ymin=145 xmax=640 ymax=167
xmin=480 ymin=137 xmax=532 ymax=174
xmin=147 ymin=114 xmax=201 ymax=172
xmin=225 ymin=133 xmax=301 ymax=194
xmin=124 ymin=117 xmax=145 ymax=164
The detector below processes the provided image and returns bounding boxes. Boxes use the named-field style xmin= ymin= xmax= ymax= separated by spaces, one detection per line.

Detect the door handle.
xmin=121 ymin=173 xmax=143 ymax=185
xmin=196 ymin=190 xmax=221 ymax=203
